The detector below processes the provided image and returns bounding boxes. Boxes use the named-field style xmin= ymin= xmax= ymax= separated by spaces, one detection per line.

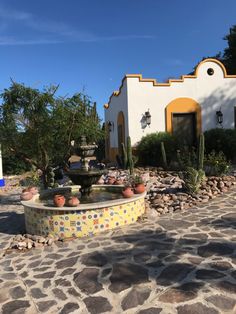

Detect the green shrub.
xmin=3 ymin=155 xmax=31 ymax=174
xmin=182 ymin=167 xmax=205 ymax=194
xmin=19 ymin=170 xmax=41 ymax=187
xmin=204 ymin=128 xmax=236 ymax=161
xmin=136 ymin=132 xmax=178 ymax=167
xmin=204 ymin=151 xmax=231 ymax=176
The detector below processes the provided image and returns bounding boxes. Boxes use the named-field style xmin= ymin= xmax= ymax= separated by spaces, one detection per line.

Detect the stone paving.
xmin=0 ymin=190 xmax=235 ymax=314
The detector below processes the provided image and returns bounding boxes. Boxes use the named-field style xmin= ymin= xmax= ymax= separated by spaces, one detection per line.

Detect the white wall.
xmin=105 ymin=80 xmax=128 ymax=148
xmin=126 ymin=60 xmax=236 ymax=145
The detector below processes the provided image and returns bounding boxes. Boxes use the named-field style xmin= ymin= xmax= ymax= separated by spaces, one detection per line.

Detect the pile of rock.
xmin=0 ymin=175 xmax=22 ymax=195
xmin=9 ymin=234 xmax=56 ymax=251
xmin=201 ymin=175 xmax=235 ymax=195
xmin=99 ymin=170 xmax=131 ymax=185
xmin=147 ymin=173 xmax=236 ymax=216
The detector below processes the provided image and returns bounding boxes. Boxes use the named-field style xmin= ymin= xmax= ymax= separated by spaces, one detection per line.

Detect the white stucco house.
xmin=104 ymin=58 xmax=236 ymax=161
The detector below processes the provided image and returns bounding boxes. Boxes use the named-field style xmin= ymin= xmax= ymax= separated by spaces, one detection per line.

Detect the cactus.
xmin=126 ymin=136 xmax=134 ymax=175
xmin=121 ymin=142 xmax=127 ymax=170
xmin=161 ymin=141 xmax=168 ymax=169
xmin=197 ymin=133 xmax=205 ymax=170
xmin=183 ymin=167 xmax=205 ymax=194
xmin=46 ymin=166 xmax=55 ymax=188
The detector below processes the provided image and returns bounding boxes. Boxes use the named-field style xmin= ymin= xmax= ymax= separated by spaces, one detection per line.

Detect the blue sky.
xmin=0 ymin=0 xmax=236 ymax=120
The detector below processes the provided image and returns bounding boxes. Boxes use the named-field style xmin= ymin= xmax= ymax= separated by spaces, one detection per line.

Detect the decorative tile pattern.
xmin=24 ymin=198 xmax=145 ymax=238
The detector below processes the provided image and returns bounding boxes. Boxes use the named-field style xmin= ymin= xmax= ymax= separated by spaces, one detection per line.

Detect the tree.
xmin=222 ymin=25 xmax=236 ymax=74
xmin=191 ymin=26 xmax=236 ymax=75
xmin=0 ymin=81 xmax=104 ymax=187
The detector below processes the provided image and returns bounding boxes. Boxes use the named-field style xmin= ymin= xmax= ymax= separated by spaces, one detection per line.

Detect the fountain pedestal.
xmin=66 ymin=136 xmax=107 ymax=196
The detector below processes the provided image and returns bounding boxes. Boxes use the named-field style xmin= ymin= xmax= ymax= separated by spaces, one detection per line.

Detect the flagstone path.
xmin=0 ymin=190 xmax=235 ymax=314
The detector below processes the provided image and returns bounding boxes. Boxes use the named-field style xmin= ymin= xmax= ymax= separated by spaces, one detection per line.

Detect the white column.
xmin=0 ymin=144 xmax=5 ymax=187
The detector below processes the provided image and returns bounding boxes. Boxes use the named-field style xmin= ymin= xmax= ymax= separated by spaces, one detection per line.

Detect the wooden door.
xmin=172 ymin=113 xmax=196 ymax=146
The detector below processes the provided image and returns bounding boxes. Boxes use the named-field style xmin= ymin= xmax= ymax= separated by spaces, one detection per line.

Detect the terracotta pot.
xmin=53 ymin=194 xmax=65 ymax=207
xmin=134 ymin=183 xmax=146 ymax=194
xmin=66 ymin=196 xmax=80 ymax=207
xmin=20 ymin=191 xmax=33 ymax=201
xmin=27 ymin=186 xmax=39 ymax=195
xmin=122 ymin=187 xmax=134 ymax=198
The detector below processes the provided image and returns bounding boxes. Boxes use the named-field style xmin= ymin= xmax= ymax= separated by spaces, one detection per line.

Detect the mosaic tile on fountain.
xmin=24 ymin=198 xmax=145 ymax=238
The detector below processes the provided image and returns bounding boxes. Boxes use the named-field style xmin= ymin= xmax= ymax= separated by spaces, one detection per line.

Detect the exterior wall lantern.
xmin=216 ymin=109 xmax=223 ymax=125
xmin=144 ymin=110 xmax=151 ymax=126
xmin=107 ymin=121 xmax=114 ymax=132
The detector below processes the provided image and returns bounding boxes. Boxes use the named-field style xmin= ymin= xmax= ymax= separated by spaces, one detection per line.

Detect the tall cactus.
xmin=121 ymin=142 xmax=127 ymax=170
xmin=46 ymin=166 xmax=55 ymax=188
xmin=197 ymin=133 xmax=205 ymax=170
xmin=126 ymin=136 xmax=134 ymax=175
xmin=161 ymin=141 xmax=168 ymax=169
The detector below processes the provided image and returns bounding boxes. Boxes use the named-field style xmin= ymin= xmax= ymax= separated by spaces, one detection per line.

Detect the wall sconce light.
xmin=216 ymin=109 xmax=223 ymax=125
xmin=107 ymin=121 xmax=114 ymax=132
xmin=144 ymin=109 xmax=151 ymax=126
xmin=141 ymin=109 xmax=152 ymax=129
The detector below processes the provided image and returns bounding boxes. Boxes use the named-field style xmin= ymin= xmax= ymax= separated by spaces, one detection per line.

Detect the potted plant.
xmin=122 ymin=183 xmax=134 ymax=198
xmin=133 ymin=175 xmax=146 ymax=194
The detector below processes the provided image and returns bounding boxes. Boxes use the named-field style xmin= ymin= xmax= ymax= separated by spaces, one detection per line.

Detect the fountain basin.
xmin=21 ymin=185 xmax=146 ymax=238
xmin=66 ymin=169 xmax=107 ymax=195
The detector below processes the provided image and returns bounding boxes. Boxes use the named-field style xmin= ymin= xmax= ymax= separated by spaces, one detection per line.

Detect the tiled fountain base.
xmin=22 ymin=187 xmax=146 ymax=238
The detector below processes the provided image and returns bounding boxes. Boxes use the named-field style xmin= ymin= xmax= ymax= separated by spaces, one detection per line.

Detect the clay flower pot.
xmin=134 ymin=183 xmax=146 ymax=194
xmin=53 ymin=194 xmax=65 ymax=207
xmin=66 ymin=196 xmax=80 ymax=207
xmin=122 ymin=187 xmax=134 ymax=198
xmin=27 ymin=186 xmax=39 ymax=195
xmin=20 ymin=191 xmax=33 ymax=201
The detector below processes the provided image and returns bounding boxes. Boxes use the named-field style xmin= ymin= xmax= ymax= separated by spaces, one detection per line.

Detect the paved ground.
xmin=0 ymin=189 xmax=235 ymax=314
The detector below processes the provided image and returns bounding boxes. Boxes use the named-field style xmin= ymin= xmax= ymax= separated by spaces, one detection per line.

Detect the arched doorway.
xmin=117 ymin=111 xmax=125 ymax=155
xmin=165 ymin=98 xmax=201 ymax=146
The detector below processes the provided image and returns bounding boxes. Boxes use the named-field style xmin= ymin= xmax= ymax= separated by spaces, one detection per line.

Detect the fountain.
xmin=21 ymin=137 xmax=146 ymax=238
xmin=66 ymin=136 xmax=107 ymax=196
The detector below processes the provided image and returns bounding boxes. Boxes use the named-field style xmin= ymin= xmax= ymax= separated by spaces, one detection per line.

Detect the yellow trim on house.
xmin=165 ymin=98 xmax=202 ymax=136
xmin=104 ymin=58 xmax=236 ymax=109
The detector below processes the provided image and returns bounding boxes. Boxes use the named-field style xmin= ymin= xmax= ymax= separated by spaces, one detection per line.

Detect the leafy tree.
xmin=0 ymin=81 xmax=104 ymax=187
xmin=222 ymin=25 xmax=236 ymax=74
xmin=190 ymin=26 xmax=236 ymax=75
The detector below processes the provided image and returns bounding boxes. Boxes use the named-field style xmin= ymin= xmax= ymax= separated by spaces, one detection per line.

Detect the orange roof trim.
xmin=104 ymin=58 xmax=236 ymax=109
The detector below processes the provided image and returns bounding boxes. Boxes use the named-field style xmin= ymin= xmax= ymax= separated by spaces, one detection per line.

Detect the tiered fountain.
xmin=21 ymin=136 xmax=146 ymax=238
xmin=66 ymin=136 xmax=107 ymax=196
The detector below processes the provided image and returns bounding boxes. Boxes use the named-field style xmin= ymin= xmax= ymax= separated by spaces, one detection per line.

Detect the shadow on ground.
xmin=0 ymin=211 xmax=25 ymax=235
xmin=72 ymin=213 xmax=236 ymax=299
